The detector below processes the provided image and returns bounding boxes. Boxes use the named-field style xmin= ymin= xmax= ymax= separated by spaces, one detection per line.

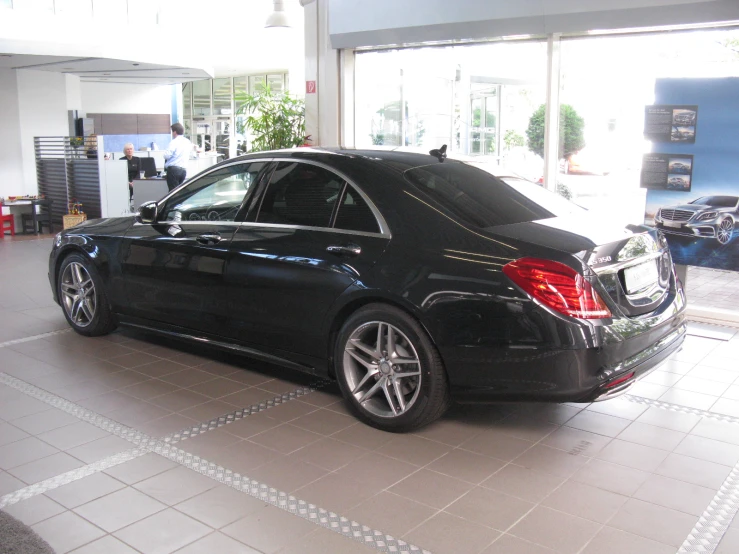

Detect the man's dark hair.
xmin=171 ymin=123 xmax=185 ymax=136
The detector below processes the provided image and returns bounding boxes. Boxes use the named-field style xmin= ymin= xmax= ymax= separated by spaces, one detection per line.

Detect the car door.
xmin=225 ymin=160 xmax=390 ymax=360
xmin=119 ymin=161 xmax=269 ymax=335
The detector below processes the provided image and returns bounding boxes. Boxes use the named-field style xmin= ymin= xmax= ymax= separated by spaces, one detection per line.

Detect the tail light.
xmin=503 ymin=257 xmax=612 ymax=319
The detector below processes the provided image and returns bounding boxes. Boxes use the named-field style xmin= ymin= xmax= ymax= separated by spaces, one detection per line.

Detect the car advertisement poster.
xmin=640 ymin=153 xmax=693 ymax=191
xmin=643 ymin=79 xmax=739 ymax=271
xmin=644 ymin=105 xmax=698 ymax=143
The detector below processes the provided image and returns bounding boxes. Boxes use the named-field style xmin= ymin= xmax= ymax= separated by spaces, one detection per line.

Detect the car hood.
xmin=662 ymin=204 xmax=709 ymax=211
xmin=63 ymin=216 xmax=136 ymax=236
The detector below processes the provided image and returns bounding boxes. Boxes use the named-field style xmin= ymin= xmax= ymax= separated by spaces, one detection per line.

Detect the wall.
xmin=0 ymin=68 xmax=24 ymax=199
xmin=328 ymin=0 xmax=739 ymax=48
xmin=81 ymin=83 xmax=174 ymax=115
xmin=16 ymin=69 xmax=70 ymax=194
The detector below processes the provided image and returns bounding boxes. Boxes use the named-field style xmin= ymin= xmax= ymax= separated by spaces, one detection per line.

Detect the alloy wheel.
xmin=717 ymin=218 xmax=734 ymax=245
xmin=60 ymin=262 xmax=96 ymax=327
xmin=343 ymin=321 xmax=422 ymax=418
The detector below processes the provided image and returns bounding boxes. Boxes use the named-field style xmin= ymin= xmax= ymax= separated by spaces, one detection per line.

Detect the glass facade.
xmin=355 ymin=41 xmax=547 ymax=175
xmin=181 ymin=73 xmax=288 ymax=159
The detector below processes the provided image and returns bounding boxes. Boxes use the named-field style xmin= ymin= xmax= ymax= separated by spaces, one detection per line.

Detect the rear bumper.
xmin=447 ymin=281 xmax=687 ymax=404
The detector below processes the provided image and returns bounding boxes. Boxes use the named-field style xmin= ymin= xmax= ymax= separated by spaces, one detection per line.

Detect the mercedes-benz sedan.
xmin=49 ymin=148 xmax=686 ymax=432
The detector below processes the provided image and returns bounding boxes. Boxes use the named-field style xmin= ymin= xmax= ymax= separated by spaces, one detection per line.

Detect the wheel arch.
xmin=324 ymin=291 xmax=440 ymax=378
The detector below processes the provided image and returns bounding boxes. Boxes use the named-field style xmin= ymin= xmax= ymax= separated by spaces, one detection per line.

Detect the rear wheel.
xmin=57 ymin=254 xmax=117 ymax=336
xmin=334 ymin=304 xmax=450 ymax=432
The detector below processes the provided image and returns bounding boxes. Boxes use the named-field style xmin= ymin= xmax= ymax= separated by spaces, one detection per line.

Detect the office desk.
xmin=132 ymin=179 xmax=169 ymax=210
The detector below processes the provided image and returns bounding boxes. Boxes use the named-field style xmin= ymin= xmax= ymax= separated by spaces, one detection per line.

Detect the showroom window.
xmin=161 ymin=162 xmax=265 ymax=223
xmin=256 ymin=162 xmax=345 ymax=228
xmin=354 ymin=40 xmax=547 ymax=179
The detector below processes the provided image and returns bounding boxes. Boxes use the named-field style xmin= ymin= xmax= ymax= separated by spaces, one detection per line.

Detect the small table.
xmin=3 ymin=200 xmax=36 ymax=234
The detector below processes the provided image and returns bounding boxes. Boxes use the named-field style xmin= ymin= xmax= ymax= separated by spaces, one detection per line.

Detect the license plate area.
xmin=624 ymin=261 xmax=658 ymax=294
xmin=663 ymin=221 xmax=682 ymax=228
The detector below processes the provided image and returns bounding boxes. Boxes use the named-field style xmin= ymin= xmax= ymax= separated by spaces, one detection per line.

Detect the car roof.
xmin=225 ymin=147 xmax=457 ymax=171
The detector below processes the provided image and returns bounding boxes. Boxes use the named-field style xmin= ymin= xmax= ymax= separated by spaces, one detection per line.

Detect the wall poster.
xmin=640 ymin=153 xmax=693 ymax=191
xmin=643 ymin=79 xmax=739 ymax=271
xmin=644 ymin=105 xmax=698 ymax=144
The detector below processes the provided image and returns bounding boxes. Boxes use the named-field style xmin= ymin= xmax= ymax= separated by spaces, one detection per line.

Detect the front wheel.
xmin=334 ymin=304 xmax=450 ymax=432
xmin=717 ymin=218 xmax=734 ymax=245
xmin=57 ymin=253 xmax=117 ymax=336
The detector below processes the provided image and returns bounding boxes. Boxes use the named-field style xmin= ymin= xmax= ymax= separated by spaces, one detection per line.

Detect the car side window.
xmin=256 ymin=162 xmax=344 ymax=228
xmin=161 ymin=162 xmax=265 ymax=223
xmin=333 ymin=185 xmax=381 ymax=234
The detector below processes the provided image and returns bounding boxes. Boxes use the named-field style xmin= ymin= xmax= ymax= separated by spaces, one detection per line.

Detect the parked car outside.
xmin=49 ymin=148 xmax=686 ymax=431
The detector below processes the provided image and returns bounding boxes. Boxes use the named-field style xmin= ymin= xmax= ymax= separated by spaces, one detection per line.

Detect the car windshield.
xmin=402 ymin=162 xmax=585 ymax=229
xmin=689 ymin=196 xmax=739 ymax=208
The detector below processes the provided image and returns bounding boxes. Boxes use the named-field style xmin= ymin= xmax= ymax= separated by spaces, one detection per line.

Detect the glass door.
xmin=192 ymin=117 xmax=233 ymax=160
xmin=470 ymin=85 xmax=500 ymax=158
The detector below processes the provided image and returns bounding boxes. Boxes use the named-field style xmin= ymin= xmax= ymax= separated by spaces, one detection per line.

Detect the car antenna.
xmin=429 ymin=144 xmax=447 ymax=163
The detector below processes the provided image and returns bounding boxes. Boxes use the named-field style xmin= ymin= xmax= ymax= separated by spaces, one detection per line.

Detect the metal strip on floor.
xmin=624 ymin=394 xmax=739 ymax=425
xmin=0 ymin=372 xmax=430 ymax=553
xmin=678 ymin=461 xmax=739 ymax=553
xmin=0 ymin=375 xmax=327 ymax=508
xmin=0 ymin=448 xmax=146 ymax=509
xmin=0 ymin=328 xmax=71 ymax=349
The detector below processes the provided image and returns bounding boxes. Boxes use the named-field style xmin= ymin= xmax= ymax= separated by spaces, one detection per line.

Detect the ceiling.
xmin=0 ymin=54 xmax=211 ymax=84
xmin=0 ymin=0 xmax=305 ymax=84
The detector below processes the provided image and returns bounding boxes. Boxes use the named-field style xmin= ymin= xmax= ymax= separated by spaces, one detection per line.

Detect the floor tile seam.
xmin=0 ymin=373 xmax=431 ymax=553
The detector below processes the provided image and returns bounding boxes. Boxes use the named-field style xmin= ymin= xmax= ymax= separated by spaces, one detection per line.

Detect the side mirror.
xmin=137 ymin=201 xmax=158 ymax=224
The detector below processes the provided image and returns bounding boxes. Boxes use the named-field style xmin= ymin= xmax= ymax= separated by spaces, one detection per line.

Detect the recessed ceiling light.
xmin=132 ymin=63 xmax=140 ymax=66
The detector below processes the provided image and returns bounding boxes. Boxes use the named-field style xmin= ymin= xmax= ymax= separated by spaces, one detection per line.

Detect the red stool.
xmin=0 ymin=203 xmax=15 ymax=237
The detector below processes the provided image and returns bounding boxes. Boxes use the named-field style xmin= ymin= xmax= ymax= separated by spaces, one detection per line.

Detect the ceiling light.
xmin=265 ymin=0 xmax=289 ymax=28
xmin=132 ymin=63 xmax=140 ymax=66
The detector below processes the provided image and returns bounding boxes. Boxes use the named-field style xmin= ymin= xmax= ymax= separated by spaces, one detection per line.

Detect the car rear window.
xmin=403 ymin=162 xmax=583 ymax=229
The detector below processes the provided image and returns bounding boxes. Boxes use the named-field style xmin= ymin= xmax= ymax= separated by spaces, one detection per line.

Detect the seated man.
xmin=120 ymin=143 xmax=141 ymax=198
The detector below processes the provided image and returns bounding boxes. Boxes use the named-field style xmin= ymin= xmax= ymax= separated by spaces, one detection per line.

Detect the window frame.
xmin=253 ymin=159 xmax=391 ymax=238
xmin=153 ymin=160 xmax=272 ymax=225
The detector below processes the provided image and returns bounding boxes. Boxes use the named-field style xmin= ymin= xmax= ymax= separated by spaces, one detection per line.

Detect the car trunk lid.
xmin=488 ymin=214 xmax=674 ymax=317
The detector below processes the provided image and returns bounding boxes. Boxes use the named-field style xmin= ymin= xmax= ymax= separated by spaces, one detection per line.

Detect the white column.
xmin=304 ymin=0 xmax=340 ymax=147
xmin=543 ymin=33 xmax=562 ymax=192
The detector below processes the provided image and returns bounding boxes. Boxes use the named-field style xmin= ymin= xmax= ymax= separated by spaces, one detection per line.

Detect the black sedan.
xmin=49 ymin=148 xmax=687 ymax=432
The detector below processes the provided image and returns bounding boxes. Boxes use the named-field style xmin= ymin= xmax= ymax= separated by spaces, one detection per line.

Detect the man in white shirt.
xmin=163 ymin=123 xmax=193 ymax=191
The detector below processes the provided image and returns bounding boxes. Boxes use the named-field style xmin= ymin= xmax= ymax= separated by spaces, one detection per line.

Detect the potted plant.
xmin=234 ymin=84 xmax=306 ymax=152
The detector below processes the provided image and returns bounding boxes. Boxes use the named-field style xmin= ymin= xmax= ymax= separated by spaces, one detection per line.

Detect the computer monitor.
xmin=140 ymin=157 xmax=157 ymax=177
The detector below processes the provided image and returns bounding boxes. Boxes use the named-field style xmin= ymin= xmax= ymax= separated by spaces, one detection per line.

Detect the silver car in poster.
xmin=654 ymin=195 xmax=739 ymax=245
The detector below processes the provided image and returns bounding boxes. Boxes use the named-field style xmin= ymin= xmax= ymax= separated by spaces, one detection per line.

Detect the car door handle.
xmin=196 ymin=233 xmax=222 ymax=245
xmin=326 ymin=244 xmax=361 ymax=257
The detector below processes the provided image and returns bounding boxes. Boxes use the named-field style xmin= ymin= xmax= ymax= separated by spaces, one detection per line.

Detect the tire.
xmin=716 ymin=218 xmax=734 ymax=245
xmin=334 ymin=303 xmax=450 ymax=432
xmin=57 ymin=253 xmax=117 ymax=337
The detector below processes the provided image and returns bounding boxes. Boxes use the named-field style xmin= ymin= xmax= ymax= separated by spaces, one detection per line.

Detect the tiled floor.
xmin=2 ymin=237 xmax=739 ymax=553
xmin=686 ymin=266 xmax=739 ymax=312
